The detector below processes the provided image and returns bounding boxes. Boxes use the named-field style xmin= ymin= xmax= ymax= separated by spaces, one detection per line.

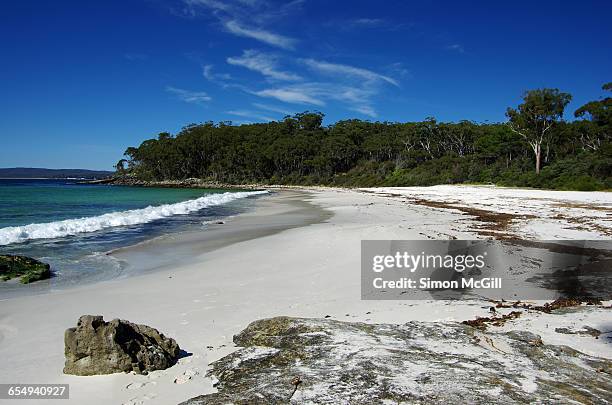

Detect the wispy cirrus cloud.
xmin=446 ymin=44 xmax=465 ymax=53
xmin=328 ymin=16 xmax=409 ymax=32
xmin=226 ymin=109 xmax=276 ymax=122
xmin=174 ymin=1 xmax=397 ymax=118
xmin=351 ymin=105 xmax=377 ymax=117
xmin=191 ymin=56 xmax=394 ymax=118
xmin=165 ymin=86 xmax=211 ymax=104
xmin=227 ymin=49 xmax=301 ymax=81
xmin=202 ymin=64 xmax=232 ymax=84
xmin=224 ymin=20 xmax=296 ymax=50
xmin=182 ymin=0 xmax=304 ymax=24
xmin=252 ymin=82 xmax=380 ymax=117
xmin=351 ymin=18 xmax=385 ymax=27
xmin=387 ymin=62 xmax=412 ymax=78
xmin=253 ymin=87 xmax=325 ymax=106
xmin=302 ymin=59 xmax=399 ymax=87
xmin=182 ymin=0 xmax=233 ymax=15
xmin=325 ymin=85 xmax=379 ymax=117
xmin=180 ymin=0 xmax=298 ymax=49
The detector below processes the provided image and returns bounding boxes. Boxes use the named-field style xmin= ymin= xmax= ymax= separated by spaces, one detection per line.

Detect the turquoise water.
xmin=0 ymin=179 xmax=233 ymax=228
xmin=0 ymin=179 xmax=265 ymax=291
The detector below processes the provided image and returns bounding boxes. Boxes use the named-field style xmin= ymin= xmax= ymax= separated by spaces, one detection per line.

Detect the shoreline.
xmin=108 ymin=189 xmax=330 ymax=279
xmin=0 ymin=190 xmax=328 ymax=299
xmin=0 ymin=187 xmax=610 ymax=405
xmin=83 ymin=176 xmax=612 ymax=193
xmin=80 ymin=177 xmax=286 ymax=189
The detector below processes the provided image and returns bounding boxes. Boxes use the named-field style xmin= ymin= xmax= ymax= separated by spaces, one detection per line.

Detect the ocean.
xmin=0 ymin=179 xmax=266 ymax=290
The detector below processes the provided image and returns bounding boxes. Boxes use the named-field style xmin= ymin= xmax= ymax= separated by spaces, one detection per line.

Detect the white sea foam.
xmin=0 ymin=190 xmax=268 ymax=245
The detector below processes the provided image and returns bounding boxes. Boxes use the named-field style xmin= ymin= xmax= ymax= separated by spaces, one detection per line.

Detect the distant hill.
xmin=0 ymin=167 xmax=113 ymax=179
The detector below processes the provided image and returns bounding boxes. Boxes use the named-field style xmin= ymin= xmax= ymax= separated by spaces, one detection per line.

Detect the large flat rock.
xmin=183 ymin=316 xmax=611 ymax=404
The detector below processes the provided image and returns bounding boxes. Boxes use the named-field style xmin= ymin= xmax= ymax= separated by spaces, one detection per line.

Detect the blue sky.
xmin=1 ymin=0 xmax=611 ymax=170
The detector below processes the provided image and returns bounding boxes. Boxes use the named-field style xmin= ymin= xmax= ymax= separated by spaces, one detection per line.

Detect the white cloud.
xmin=183 ymin=0 xmax=305 ymax=23
xmin=224 ymin=20 xmax=296 ymax=50
xmin=227 ymin=50 xmax=300 ymax=81
xmin=350 ymin=105 xmax=377 ymax=118
xmin=446 ymin=44 xmax=465 ymax=53
xmin=171 ymin=2 xmax=400 ymax=119
xmin=226 ymin=109 xmax=276 ymax=122
xmin=235 ymin=0 xmax=263 ymax=6
xmin=323 ymin=85 xmax=378 ymax=117
xmin=252 ymin=82 xmax=379 ymax=117
xmin=328 ymin=16 xmax=408 ymax=32
xmin=179 ymin=1 xmax=300 ymax=51
xmin=256 ymin=0 xmax=306 ymax=23
xmin=183 ymin=0 xmax=233 ymax=13
xmin=388 ymin=62 xmax=412 ymax=78
xmin=302 ymin=59 xmax=399 ymax=87
xmin=352 ymin=18 xmax=385 ymax=26
xmin=165 ymin=86 xmax=211 ymax=104
xmin=254 ymin=88 xmax=325 ymax=106
xmin=202 ymin=64 xmax=232 ymax=82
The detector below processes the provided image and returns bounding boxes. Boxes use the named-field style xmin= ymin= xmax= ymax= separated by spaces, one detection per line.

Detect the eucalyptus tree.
xmin=506 ymin=89 xmax=572 ymax=174
xmin=573 ymin=82 xmax=611 ymax=151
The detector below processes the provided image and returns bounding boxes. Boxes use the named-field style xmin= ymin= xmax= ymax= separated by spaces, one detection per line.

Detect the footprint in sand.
xmin=184 ymin=369 xmax=199 ymax=377
xmin=174 ymin=374 xmax=191 ymax=384
xmin=174 ymin=369 xmax=200 ymax=384
xmin=126 ymin=381 xmax=157 ymax=390
xmin=122 ymin=392 xmax=157 ymax=405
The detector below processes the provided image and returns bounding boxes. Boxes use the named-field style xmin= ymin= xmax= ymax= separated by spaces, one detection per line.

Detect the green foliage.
xmin=383 ymin=156 xmax=475 ymax=186
xmin=575 ymin=82 xmax=611 ymax=125
xmin=118 ymin=86 xmax=611 ymax=191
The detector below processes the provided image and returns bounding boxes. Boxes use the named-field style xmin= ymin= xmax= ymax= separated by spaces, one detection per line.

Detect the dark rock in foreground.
xmin=0 ymin=254 xmax=50 ymax=284
xmin=64 ymin=315 xmax=180 ymax=376
xmin=182 ymin=316 xmax=611 ymax=404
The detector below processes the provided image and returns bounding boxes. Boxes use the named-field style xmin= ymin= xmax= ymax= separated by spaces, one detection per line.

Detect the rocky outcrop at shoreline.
xmin=0 ymin=254 xmax=51 ymax=283
xmin=182 ymin=316 xmax=611 ymax=404
xmin=84 ymin=176 xmax=268 ymax=189
xmin=83 ymin=175 xmax=339 ymax=190
xmin=64 ymin=315 xmax=181 ymax=376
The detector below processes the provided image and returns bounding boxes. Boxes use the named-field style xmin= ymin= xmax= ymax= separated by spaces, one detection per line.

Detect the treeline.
xmin=117 ymin=84 xmax=611 ymax=191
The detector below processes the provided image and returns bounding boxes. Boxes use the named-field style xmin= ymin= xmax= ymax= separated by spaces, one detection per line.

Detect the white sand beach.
xmin=0 ymin=186 xmax=611 ymax=405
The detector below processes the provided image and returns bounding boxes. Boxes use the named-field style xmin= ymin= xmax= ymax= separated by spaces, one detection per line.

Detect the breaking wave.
xmin=0 ymin=190 xmax=267 ymax=246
